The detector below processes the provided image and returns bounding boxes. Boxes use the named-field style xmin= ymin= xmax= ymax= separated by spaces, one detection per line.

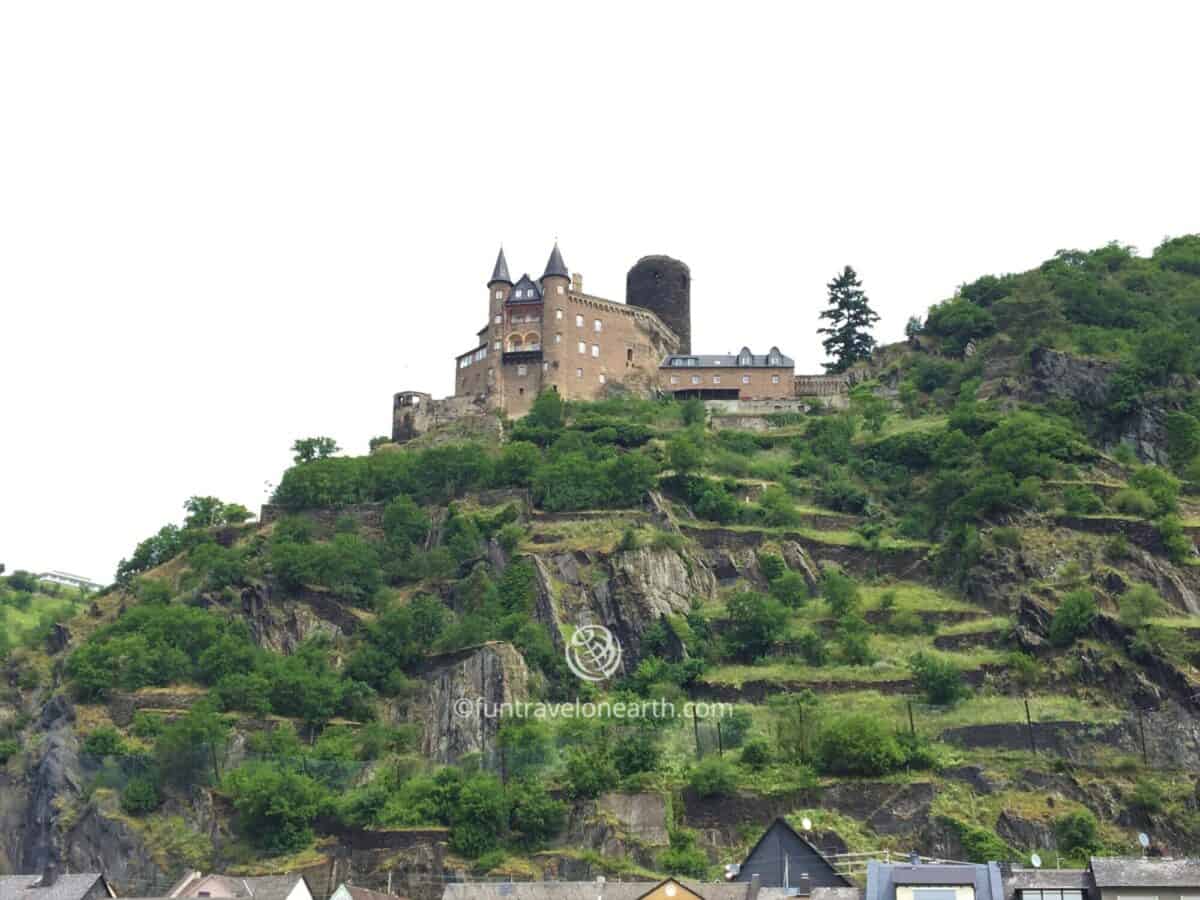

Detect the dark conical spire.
xmin=489 ymin=247 xmax=512 ymax=285
xmin=542 ymin=242 xmax=568 ymax=280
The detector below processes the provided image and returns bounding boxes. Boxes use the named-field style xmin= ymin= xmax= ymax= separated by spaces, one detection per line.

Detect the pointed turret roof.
xmin=542 ymin=242 xmax=568 ymax=280
xmin=489 ymin=247 xmax=512 ymax=285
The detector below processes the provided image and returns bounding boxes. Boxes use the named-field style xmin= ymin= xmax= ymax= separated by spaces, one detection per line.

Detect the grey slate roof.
xmin=543 ymin=243 xmax=569 ymax=279
xmin=661 ymin=347 xmax=793 ymax=369
xmin=340 ymin=887 xmax=404 ymax=900
xmin=442 ymin=880 xmax=756 ymax=900
xmin=866 ymin=863 xmax=1000 ymax=900
xmin=508 ymin=273 xmax=543 ymax=302
xmin=993 ymin=867 xmax=1089 ymax=900
xmin=810 ymin=889 xmax=863 ymax=900
xmin=170 ymin=874 xmax=308 ymax=900
xmin=490 ymin=247 xmax=512 ymax=285
xmin=1090 ymin=857 xmax=1200 ymax=888
xmin=0 ymin=874 xmax=110 ymax=900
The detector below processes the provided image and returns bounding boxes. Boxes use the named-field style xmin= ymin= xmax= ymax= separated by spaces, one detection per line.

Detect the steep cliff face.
xmin=416 ymin=641 xmax=529 ymax=764
xmin=1026 ymin=346 xmax=1198 ymax=463
xmin=532 ymin=545 xmax=716 ymax=673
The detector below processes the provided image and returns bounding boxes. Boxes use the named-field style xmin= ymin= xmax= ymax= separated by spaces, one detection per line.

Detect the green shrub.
xmin=1129 ymin=466 xmax=1181 ymax=515
xmin=1119 ymin=583 xmax=1165 ymax=628
xmin=658 ymin=829 xmax=711 ymax=879
xmin=769 ymin=571 xmax=809 ymax=608
xmin=909 ymin=652 xmax=971 ymax=705
xmin=0 ymin=737 xmax=19 ymax=764
xmin=1061 ymin=485 xmax=1103 ymax=515
xmin=83 ymin=726 xmax=126 ymax=758
xmin=723 ymin=592 xmax=788 ymax=661
xmin=562 ymin=746 xmax=618 ymax=799
xmin=720 ymin=708 xmax=754 ymax=748
xmin=121 ymin=776 xmax=162 ymax=815
xmin=821 ymin=570 xmax=860 ymax=617
xmin=508 ymin=778 xmax=566 ymax=849
xmin=1105 ymin=534 xmax=1131 ymax=560
xmin=991 ymin=527 xmax=1022 ymax=550
xmin=757 ymin=553 xmax=786 ymax=583
xmin=688 ymin=756 xmax=737 ymax=797
xmin=740 ymin=737 xmax=771 ymax=770
xmin=795 ymin=628 xmax=829 ymax=666
xmin=1128 ymin=777 xmax=1165 ymax=814
xmin=1048 ymin=590 xmax=1097 ymax=647
xmin=1054 ymin=809 xmax=1101 ymax=856
xmin=1156 ymin=515 xmax=1194 ymax=564
xmin=814 ymin=713 xmax=907 ymax=776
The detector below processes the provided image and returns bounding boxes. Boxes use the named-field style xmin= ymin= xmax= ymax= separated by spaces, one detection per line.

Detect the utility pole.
xmin=1024 ymin=697 xmax=1037 ymax=755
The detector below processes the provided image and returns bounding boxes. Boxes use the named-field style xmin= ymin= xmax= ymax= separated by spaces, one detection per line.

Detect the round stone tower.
xmin=626 ymin=255 xmax=691 ymax=354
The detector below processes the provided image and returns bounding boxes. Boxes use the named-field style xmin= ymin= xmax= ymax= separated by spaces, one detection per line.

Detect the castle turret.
xmin=626 ymin=255 xmax=691 ymax=354
xmin=487 ymin=246 xmax=513 ymax=345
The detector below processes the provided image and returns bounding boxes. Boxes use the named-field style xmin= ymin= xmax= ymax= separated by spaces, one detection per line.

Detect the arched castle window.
xmin=508 ymin=334 xmax=524 ymax=351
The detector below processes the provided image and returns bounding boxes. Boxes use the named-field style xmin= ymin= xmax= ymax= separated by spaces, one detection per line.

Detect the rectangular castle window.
xmin=713 ymin=375 xmax=721 ymax=384
xmin=594 ymin=319 xmax=602 ymax=332
xmin=742 ymin=374 xmax=751 ymax=384
xmin=691 ymin=375 xmax=701 ymax=385
xmin=554 ymin=333 xmax=561 ymax=344
xmin=599 ymin=374 xmax=606 ymax=384
xmin=772 ymin=375 xmax=781 ymax=384
xmin=591 ymin=344 xmax=599 ymax=357
xmin=517 ymin=365 xmax=527 ymax=376
xmin=494 ymin=290 xmax=502 ymax=300
xmin=557 ymin=285 xmax=565 ymax=294
xmin=578 ymin=341 xmax=586 ymax=354
xmin=576 ymin=368 xmax=583 ymax=378
xmin=556 ymin=309 xmax=563 ymax=320
xmin=494 ymin=314 xmax=502 ymax=323
xmin=575 ymin=314 xmax=584 ymax=327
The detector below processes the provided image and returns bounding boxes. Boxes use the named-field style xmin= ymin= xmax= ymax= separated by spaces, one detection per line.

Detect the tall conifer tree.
xmin=819 ymin=266 xmax=879 ymax=373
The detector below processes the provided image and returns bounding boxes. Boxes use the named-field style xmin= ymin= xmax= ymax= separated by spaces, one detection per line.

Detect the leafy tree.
xmin=382 ymin=495 xmax=430 ymax=548
xmin=116 ymin=524 xmax=185 ymax=584
xmin=667 ymin=432 xmax=704 ymax=475
xmin=291 ymin=436 xmax=341 ymax=463
xmin=923 ymin=296 xmax=997 ymax=355
xmin=223 ymin=760 xmax=329 ymax=853
xmin=183 ymin=496 xmax=252 ymax=529
xmin=723 ymin=592 xmax=788 ymax=661
xmin=1048 ymin=589 xmax=1097 ymax=647
xmin=508 ymin=779 xmax=566 ymax=848
xmin=562 ymin=745 xmax=618 ymax=799
xmin=449 ymin=774 xmax=509 ymax=857
xmin=1128 ymin=465 xmax=1180 ymax=515
xmin=821 ymin=570 xmax=860 ymax=618
xmin=658 ymin=829 xmax=712 ymax=879
xmin=819 ymin=266 xmax=879 ymax=373
xmin=121 ymin=777 xmax=162 ymax=815
xmin=155 ymin=701 xmax=230 ymax=786
xmin=83 ymin=726 xmax=126 ymax=757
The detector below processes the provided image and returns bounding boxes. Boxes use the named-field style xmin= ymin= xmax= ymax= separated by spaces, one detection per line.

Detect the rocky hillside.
xmin=3 ymin=237 xmax=1200 ymax=897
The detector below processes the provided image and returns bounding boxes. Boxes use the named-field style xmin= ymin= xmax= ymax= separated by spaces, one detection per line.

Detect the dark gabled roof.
xmin=442 ymin=882 xmax=754 ymax=900
xmin=508 ymin=274 xmax=542 ymax=303
xmin=660 ymin=348 xmax=794 ymax=369
xmin=339 ymin=887 xmax=405 ymax=900
xmin=737 ymin=817 xmax=851 ymax=887
xmin=542 ymin=242 xmax=568 ymax=280
xmin=489 ymin=247 xmax=512 ymax=285
xmin=0 ymin=875 xmax=111 ymax=900
xmin=1090 ymin=857 xmax=1200 ymax=888
xmin=892 ymin=868 xmax=979 ymax=885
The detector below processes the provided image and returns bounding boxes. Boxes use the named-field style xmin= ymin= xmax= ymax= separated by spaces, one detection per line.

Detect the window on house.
xmin=713 ymin=375 xmax=721 ymax=384
xmin=517 ymin=365 xmax=527 ymax=376
xmin=742 ymin=374 xmax=751 ymax=384
xmin=494 ymin=314 xmax=502 ymax=323
xmin=1024 ymin=892 xmax=1085 ymax=900
xmin=772 ymin=375 xmax=780 ymax=384
xmin=575 ymin=314 xmax=584 ymax=327
xmin=557 ymin=285 xmax=565 ymax=294
xmin=578 ymin=341 xmax=586 ymax=354
xmin=576 ymin=368 xmax=583 ymax=378
xmin=691 ymin=375 xmax=701 ymax=385
xmin=594 ymin=319 xmax=602 ymax=332
xmin=591 ymin=344 xmax=599 ymax=357
xmin=670 ymin=375 xmax=680 ymax=385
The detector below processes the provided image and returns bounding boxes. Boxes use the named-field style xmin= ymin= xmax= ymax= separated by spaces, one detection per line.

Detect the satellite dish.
xmin=801 ymin=817 xmax=813 ymax=831
xmin=1139 ymin=833 xmax=1151 ymax=848
xmin=1030 ymin=854 xmax=1042 ymax=869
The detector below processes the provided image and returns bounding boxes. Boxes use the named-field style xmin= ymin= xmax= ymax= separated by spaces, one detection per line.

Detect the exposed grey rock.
xmin=417 ymin=641 xmax=529 ymax=764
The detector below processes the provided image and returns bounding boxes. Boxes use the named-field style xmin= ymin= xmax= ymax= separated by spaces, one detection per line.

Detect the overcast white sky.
xmin=2 ymin=2 xmax=1198 ymax=583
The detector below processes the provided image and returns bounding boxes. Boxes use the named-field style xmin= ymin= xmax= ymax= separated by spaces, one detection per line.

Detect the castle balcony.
xmin=503 ymin=349 xmax=543 ymax=365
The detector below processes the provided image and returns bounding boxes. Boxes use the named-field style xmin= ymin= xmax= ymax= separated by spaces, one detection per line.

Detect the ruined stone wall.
xmin=391 ymin=392 xmax=494 ymax=443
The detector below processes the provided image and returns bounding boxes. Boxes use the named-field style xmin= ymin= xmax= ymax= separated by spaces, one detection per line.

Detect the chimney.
xmin=571 ymin=272 xmax=583 ymax=293
xmin=39 ymin=864 xmax=59 ymax=888
xmin=909 ymin=852 xmax=920 ymax=865
xmin=746 ymin=874 xmax=761 ymax=900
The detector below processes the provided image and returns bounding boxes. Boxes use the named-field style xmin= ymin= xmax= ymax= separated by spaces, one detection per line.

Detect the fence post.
xmin=693 ymin=706 xmax=702 ymax=758
xmin=907 ymin=701 xmax=915 ymax=736
xmin=717 ymin=720 xmax=724 ymax=756
xmin=1024 ymin=697 xmax=1037 ymax=755
xmin=1137 ymin=707 xmax=1148 ymax=765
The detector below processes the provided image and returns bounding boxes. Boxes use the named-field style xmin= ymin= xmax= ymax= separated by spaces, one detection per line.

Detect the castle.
xmin=392 ymin=244 xmax=847 ymax=440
